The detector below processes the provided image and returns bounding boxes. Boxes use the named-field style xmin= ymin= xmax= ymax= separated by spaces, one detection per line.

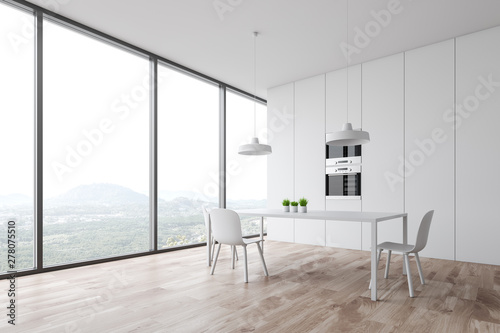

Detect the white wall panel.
xmin=405 ymin=40 xmax=455 ymax=260
xmin=456 ymin=26 xmax=500 ymax=265
xmin=361 ymin=53 xmax=405 ymax=251
xmin=267 ymin=83 xmax=295 ymax=242
xmin=294 ymin=75 xmax=326 ymax=246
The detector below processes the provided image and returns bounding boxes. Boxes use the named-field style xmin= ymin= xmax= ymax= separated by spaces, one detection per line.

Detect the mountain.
xmin=0 ymin=193 xmax=32 ymax=206
xmin=47 ymin=183 xmax=149 ymax=206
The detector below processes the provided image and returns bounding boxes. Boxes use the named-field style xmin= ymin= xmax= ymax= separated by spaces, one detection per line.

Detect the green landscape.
xmin=0 ymin=183 xmax=266 ymax=273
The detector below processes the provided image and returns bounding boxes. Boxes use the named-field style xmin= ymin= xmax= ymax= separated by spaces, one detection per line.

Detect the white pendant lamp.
xmin=238 ymin=32 xmax=272 ymax=156
xmin=327 ymin=0 xmax=370 ymax=147
xmin=326 ymin=123 xmax=370 ymax=146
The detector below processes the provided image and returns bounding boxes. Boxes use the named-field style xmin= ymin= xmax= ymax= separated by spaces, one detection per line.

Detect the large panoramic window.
xmin=226 ymin=91 xmax=268 ymax=235
xmin=157 ymin=64 xmax=219 ymax=248
xmin=0 ymin=4 xmax=35 ymax=274
xmin=43 ymin=20 xmax=150 ymax=266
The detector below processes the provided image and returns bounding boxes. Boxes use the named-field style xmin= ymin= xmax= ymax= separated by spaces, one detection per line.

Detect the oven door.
xmin=326 ymin=145 xmax=361 ymax=159
xmin=326 ymin=173 xmax=361 ymax=198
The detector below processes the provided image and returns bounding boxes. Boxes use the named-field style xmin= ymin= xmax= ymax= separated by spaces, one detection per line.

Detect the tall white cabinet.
xmin=325 ymin=65 xmax=362 ymax=250
xmin=294 ymin=75 xmax=326 ymax=246
xmin=404 ymin=40 xmax=455 ymax=260
xmin=456 ymin=26 xmax=500 ymax=265
xmin=361 ymin=53 xmax=405 ymax=250
xmin=267 ymin=83 xmax=295 ymax=242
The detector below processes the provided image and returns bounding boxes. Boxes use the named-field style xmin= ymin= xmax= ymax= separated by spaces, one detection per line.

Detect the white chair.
xmin=209 ymin=208 xmax=269 ymax=282
xmin=202 ymin=206 xmax=238 ymax=266
xmin=370 ymin=210 xmax=434 ymax=298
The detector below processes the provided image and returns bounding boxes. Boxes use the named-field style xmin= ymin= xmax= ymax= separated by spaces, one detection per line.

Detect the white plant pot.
xmin=299 ymin=206 xmax=307 ymax=213
xmin=290 ymin=206 xmax=298 ymax=213
xmin=283 ymin=206 xmax=290 ymax=212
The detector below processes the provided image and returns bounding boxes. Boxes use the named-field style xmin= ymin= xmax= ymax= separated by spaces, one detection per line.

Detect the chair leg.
xmin=369 ymin=248 xmax=383 ymax=290
xmin=210 ymin=243 xmax=222 ymax=275
xmin=384 ymin=250 xmax=392 ymax=279
xmin=414 ymin=252 xmax=425 ymax=285
xmin=231 ymin=246 xmax=235 ymax=269
xmin=235 ymin=246 xmax=239 ymax=261
xmin=242 ymin=245 xmax=248 ymax=283
xmin=403 ymin=253 xmax=414 ymax=298
xmin=255 ymin=242 xmax=269 ymax=276
xmin=211 ymin=238 xmax=216 ymax=263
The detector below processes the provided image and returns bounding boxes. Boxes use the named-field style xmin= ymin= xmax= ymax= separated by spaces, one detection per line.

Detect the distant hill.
xmin=0 ymin=193 xmax=32 ymax=206
xmin=47 ymin=183 xmax=149 ymax=206
xmin=42 ymin=183 xmax=266 ymax=212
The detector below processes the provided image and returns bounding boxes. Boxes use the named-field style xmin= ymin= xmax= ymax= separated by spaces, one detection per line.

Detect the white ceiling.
xmin=27 ymin=0 xmax=500 ymax=99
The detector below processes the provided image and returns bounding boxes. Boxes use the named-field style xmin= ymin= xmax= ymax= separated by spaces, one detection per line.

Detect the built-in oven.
xmin=326 ymin=165 xmax=361 ymax=199
xmin=326 ymin=145 xmax=361 ymax=161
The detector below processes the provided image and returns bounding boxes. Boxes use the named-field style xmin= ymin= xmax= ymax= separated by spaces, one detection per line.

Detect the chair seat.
xmin=377 ymin=241 xmax=415 ymax=253
xmin=243 ymin=238 xmax=262 ymax=245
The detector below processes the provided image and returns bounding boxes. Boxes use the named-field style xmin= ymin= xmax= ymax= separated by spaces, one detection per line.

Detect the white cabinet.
xmin=404 ymin=40 xmax=455 ymax=260
xmin=325 ymin=65 xmax=362 ymax=250
xmin=456 ymin=26 xmax=500 ymax=265
xmin=325 ymin=199 xmax=361 ymax=249
xmin=267 ymin=83 xmax=295 ymax=242
xmin=361 ymin=53 xmax=405 ymax=251
xmin=294 ymin=75 xmax=326 ymax=246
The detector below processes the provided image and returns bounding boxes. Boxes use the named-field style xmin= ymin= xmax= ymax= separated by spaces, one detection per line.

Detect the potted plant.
xmin=282 ymin=199 xmax=290 ymax=212
xmin=290 ymin=201 xmax=298 ymax=213
xmin=299 ymin=197 xmax=308 ymax=213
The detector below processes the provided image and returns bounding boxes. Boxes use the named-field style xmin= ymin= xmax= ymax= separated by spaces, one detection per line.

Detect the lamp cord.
xmin=346 ymin=0 xmax=349 ymax=123
xmin=253 ymin=32 xmax=258 ymax=137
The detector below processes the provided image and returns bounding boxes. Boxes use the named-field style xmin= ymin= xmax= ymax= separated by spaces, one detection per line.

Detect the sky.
xmin=0 ymin=2 xmax=267 ymax=202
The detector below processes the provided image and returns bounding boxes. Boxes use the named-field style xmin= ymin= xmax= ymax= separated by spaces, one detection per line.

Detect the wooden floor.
xmin=1 ymin=240 xmax=500 ymax=332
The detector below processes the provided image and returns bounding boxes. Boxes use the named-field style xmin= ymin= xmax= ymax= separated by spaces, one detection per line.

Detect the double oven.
xmin=325 ymin=145 xmax=361 ymax=199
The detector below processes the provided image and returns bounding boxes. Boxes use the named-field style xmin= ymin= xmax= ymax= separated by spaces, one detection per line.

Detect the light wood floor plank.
xmin=1 ymin=240 xmax=500 ymax=332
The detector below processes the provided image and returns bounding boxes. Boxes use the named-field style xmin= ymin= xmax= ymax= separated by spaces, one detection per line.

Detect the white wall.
xmin=267 ymin=26 xmax=500 ymax=265
xmin=456 ymin=26 xmax=500 ymax=265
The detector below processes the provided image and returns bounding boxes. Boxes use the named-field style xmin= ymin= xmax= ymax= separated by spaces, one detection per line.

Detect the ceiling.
xmin=26 ymin=0 xmax=500 ymax=99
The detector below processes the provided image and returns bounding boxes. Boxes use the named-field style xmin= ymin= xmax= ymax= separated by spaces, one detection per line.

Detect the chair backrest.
xmin=202 ymin=206 xmax=210 ymax=229
xmin=209 ymin=208 xmax=245 ymax=246
xmin=412 ymin=210 xmax=434 ymax=253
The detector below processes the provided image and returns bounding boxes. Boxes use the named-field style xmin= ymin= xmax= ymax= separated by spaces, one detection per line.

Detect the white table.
xmin=235 ymin=209 xmax=408 ymax=301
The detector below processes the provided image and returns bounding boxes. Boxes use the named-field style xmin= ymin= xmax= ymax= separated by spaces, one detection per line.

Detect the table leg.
xmin=402 ymin=215 xmax=408 ymax=275
xmin=371 ymin=221 xmax=378 ymax=301
xmin=207 ymin=219 xmax=212 ymax=266
xmin=260 ymin=216 xmax=264 ymax=253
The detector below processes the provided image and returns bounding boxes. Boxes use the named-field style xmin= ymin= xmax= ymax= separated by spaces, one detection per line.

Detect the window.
xmin=157 ymin=65 xmax=219 ymax=248
xmin=0 ymin=1 xmax=268 ymax=277
xmin=43 ymin=20 xmax=150 ymax=266
xmin=0 ymin=3 xmax=35 ymax=273
xmin=226 ymin=91 xmax=268 ymax=235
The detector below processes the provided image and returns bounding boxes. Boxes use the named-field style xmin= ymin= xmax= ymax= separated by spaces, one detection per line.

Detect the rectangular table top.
xmin=236 ymin=208 xmax=407 ymax=223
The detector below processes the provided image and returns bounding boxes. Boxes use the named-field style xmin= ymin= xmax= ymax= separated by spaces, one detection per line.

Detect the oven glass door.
xmin=326 ymin=173 xmax=361 ymax=196
xmin=326 ymin=145 xmax=361 ymax=159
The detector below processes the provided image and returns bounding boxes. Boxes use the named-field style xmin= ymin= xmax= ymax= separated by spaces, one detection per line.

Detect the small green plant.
xmin=299 ymin=198 xmax=308 ymax=206
xmin=291 ymin=201 xmax=298 ymax=207
xmin=282 ymin=199 xmax=290 ymax=206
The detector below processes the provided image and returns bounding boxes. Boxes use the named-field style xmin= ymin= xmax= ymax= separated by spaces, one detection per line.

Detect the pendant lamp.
xmin=326 ymin=0 xmax=370 ymax=147
xmin=238 ymin=32 xmax=272 ymax=156
xmin=326 ymin=123 xmax=370 ymax=146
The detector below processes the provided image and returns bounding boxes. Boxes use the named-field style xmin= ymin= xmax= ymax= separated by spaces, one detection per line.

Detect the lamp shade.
xmin=238 ymin=137 xmax=272 ymax=155
xmin=326 ymin=123 xmax=370 ymax=146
